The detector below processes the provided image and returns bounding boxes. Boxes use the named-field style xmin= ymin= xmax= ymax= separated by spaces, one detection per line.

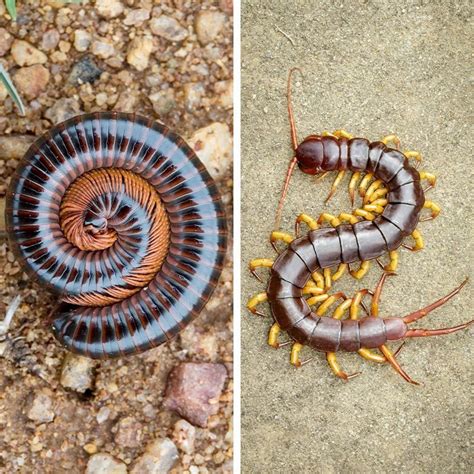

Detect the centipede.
xmin=247 ymin=69 xmax=472 ymax=384
xmin=6 ymin=112 xmax=227 ymax=359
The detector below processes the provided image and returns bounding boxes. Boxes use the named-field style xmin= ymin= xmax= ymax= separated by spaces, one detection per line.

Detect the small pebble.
xmin=131 ymin=438 xmax=179 ymax=474
xmin=195 ymin=11 xmax=226 ymax=45
xmin=124 ymin=8 xmax=150 ymax=26
xmin=0 ymin=135 xmax=35 ymax=160
xmin=83 ymin=443 xmax=98 ymax=455
xmin=92 ymin=40 xmax=115 ymax=59
xmin=164 ymin=363 xmax=227 ymax=428
xmin=73 ymin=30 xmax=91 ymax=52
xmin=173 ymin=419 xmax=196 ymax=455
xmin=68 ymin=56 xmax=103 ymax=85
xmin=114 ymin=416 xmax=143 ymax=448
xmin=149 ymin=89 xmax=176 ymax=117
xmin=127 ymin=37 xmax=153 ymax=71
xmin=41 ymin=30 xmax=60 ymax=51
xmin=96 ymin=406 xmax=111 ymax=424
xmin=59 ymin=353 xmax=96 ymax=393
xmin=0 ymin=27 xmax=13 ymax=56
xmin=188 ymin=123 xmax=233 ymax=180
xmin=95 ymin=0 xmax=124 ymax=19
xmin=183 ymin=82 xmax=205 ymax=112
xmin=11 ymin=40 xmax=48 ymax=66
xmin=27 ymin=392 xmax=55 ymax=423
xmin=13 ymin=65 xmax=50 ymax=99
xmin=86 ymin=453 xmax=127 ymax=474
xmin=150 ymin=16 xmax=188 ymax=42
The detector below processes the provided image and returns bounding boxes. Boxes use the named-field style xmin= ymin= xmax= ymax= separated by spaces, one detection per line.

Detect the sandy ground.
xmin=241 ymin=1 xmax=473 ymax=473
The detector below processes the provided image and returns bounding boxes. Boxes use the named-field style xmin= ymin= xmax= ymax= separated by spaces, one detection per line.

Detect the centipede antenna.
xmin=274 ymin=68 xmax=302 ymax=230
xmin=403 ymin=278 xmax=468 ymax=324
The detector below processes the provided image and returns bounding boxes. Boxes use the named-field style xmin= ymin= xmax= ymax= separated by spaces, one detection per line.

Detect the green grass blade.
xmin=5 ymin=0 xmax=17 ymax=21
xmin=0 ymin=63 xmax=26 ymax=116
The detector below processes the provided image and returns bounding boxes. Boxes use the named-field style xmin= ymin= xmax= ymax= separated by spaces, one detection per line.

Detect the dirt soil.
xmin=0 ymin=1 xmax=233 ymax=473
xmin=241 ymin=1 xmax=472 ymax=473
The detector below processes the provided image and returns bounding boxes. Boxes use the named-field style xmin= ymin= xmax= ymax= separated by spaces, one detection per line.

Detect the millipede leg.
xmin=247 ymin=292 xmax=268 ymax=316
xmin=402 ymin=229 xmax=424 ymax=252
xmin=350 ymin=260 xmax=370 ymax=279
xmin=381 ymin=134 xmax=401 ymax=149
xmin=420 ymin=200 xmax=441 ymax=221
xmin=270 ymin=230 xmax=294 ymax=252
xmin=295 ymin=213 xmax=318 ymax=237
xmin=290 ymin=342 xmax=313 ymax=367
xmin=325 ymin=170 xmax=345 ymax=203
xmin=268 ymin=323 xmax=291 ymax=349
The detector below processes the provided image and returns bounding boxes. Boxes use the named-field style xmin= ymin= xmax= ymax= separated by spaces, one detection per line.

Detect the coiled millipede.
xmin=6 ymin=112 xmax=227 ymax=359
xmin=247 ymin=70 xmax=472 ymax=384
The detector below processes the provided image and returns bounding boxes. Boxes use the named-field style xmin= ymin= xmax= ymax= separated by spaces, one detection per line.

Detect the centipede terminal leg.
xmin=370 ymin=273 xmax=419 ymax=384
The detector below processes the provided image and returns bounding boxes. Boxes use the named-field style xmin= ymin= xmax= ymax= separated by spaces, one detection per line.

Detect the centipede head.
xmin=295 ymin=135 xmax=324 ymax=175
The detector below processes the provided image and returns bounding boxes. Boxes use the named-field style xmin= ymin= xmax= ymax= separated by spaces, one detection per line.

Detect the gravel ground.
xmin=241 ymin=1 xmax=473 ymax=473
xmin=0 ymin=1 xmax=233 ymax=473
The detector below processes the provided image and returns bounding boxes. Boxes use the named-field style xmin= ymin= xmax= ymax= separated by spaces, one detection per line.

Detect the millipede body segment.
xmin=6 ymin=112 xmax=227 ymax=359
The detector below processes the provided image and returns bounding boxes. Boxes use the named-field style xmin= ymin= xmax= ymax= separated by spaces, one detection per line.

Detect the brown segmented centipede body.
xmin=247 ymin=69 xmax=472 ymax=384
xmin=6 ymin=112 xmax=227 ymax=359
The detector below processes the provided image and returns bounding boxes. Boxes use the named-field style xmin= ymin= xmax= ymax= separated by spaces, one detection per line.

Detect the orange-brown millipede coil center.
xmin=59 ymin=168 xmax=170 ymax=307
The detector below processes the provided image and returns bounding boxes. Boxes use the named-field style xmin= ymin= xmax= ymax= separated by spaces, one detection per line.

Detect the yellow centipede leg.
xmin=370 ymin=274 xmax=414 ymax=382
xmin=404 ymin=150 xmax=422 ymax=165
xmin=349 ymin=172 xmax=360 ymax=206
xmin=311 ymin=271 xmax=325 ymax=290
xmin=421 ymin=200 xmax=441 ymax=221
xmin=332 ymin=129 xmax=354 ymax=139
xmin=306 ymin=294 xmax=329 ymax=307
xmin=350 ymin=260 xmax=370 ymax=279
xmin=315 ymin=292 xmax=345 ymax=316
xmin=270 ymin=231 xmax=294 ymax=252
xmin=350 ymin=290 xmax=387 ymax=363
xmin=332 ymin=263 xmax=347 ymax=281
xmin=290 ymin=342 xmax=313 ymax=367
xmin=354 ymin=209 xmax=376 ymax=221
xmin=326 ymin=170 xmax=345 ymax=203
xmin=368 ymin=187 xmax=388 ymax=203
xmin=268 ymin=323 xmax=291 ymax=349
xmin=420 ymin=171 xmax=436 ymax=192
xmin=247 ymin=292 xmax=268 ymax=316
xmin=402 ymin=229 xmax=424 ymax=252
xmin=295 ymin=213 xmax=318 ymax=237
xmin=381 ymin=134 xmax=401 ymax=149
xmin=249 ymin=258 xmax=274 ymax=281
xmin=318 ymin=212 xmax=341 ymax=227
xmin=363 ymin=179 xmax=383 ymax=204
xmin=326 ymin=299 xmax=361 ymax=381
xmin=338 ymin=213 xmax=359 ymax=225
xmin=358 ymin=173 xmax=373 ymax=197
xmin=323 ymin=268 xmax=332 ymax=291
xmin=383 ymin=250 xmax=399 ymax=272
